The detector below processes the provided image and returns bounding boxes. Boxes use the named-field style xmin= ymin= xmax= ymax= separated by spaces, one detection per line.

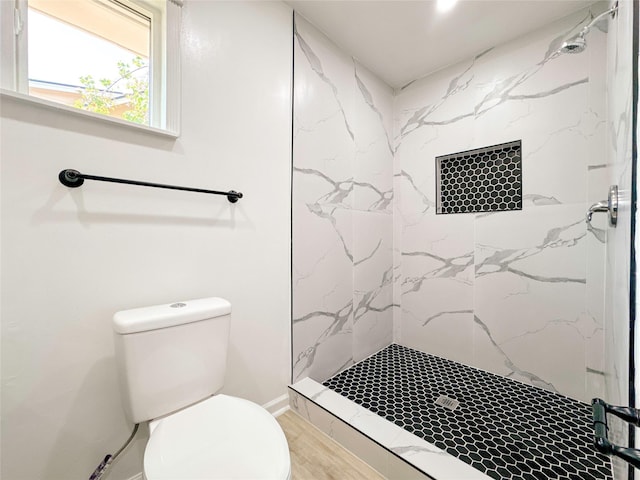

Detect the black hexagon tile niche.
xmin=323 ymin=344 xmax=612 ymax=480
xmin=436 ymin=140 xmax=522 ymax=214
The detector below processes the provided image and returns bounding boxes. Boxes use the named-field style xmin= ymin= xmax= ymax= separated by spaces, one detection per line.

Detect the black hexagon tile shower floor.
xmin=323 ymin=344 xmax=612 ymax=480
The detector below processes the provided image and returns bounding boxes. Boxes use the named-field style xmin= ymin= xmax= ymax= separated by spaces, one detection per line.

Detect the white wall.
xmin=0 ymin=2 xmax=293 ymax=479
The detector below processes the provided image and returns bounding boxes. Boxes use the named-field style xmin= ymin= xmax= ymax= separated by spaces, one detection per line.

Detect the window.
xmin=1 ymin=0 xmax=181 ymax=134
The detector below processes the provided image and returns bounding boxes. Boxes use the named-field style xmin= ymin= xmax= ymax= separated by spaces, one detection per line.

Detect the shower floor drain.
xmin=323 ymin=344 xmax=612 ymax=480
xmin=435 ymin=395 xmax=460 ymax=411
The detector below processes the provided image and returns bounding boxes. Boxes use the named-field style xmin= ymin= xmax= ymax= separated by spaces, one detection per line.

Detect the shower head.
xmin=560 ymin=35 xmax=586 ymax=54
xmin=557 ymin=2 xmax=618 ymax=55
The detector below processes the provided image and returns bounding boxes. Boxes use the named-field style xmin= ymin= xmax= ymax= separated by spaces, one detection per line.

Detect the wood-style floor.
xmin=277 ymin=410 xmax=385 ymax=480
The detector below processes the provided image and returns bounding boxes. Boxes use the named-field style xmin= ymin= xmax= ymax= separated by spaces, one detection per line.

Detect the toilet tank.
xmin=113 ymin=297 xmax=231 ymax=424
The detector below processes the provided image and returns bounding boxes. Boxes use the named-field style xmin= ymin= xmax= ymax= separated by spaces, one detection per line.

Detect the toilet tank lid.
xmin=113 ymin=297 xmax=231 ymax=334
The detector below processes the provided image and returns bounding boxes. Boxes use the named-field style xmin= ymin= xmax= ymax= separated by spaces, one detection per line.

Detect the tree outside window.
xmin=74 ymin=56 xmax=149 ymax=125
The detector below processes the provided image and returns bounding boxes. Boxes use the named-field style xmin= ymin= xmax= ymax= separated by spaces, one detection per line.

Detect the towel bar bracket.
xmin=59 ymin=169 xmax=85 ymax=188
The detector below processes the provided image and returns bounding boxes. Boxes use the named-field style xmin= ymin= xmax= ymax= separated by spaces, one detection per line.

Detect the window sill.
xmin=0 ymin=89 xmax=180 ymax=139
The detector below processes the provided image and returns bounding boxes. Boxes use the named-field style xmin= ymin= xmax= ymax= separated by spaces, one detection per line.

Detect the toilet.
xmin=112 ymin=297 xmax=291 ymax=480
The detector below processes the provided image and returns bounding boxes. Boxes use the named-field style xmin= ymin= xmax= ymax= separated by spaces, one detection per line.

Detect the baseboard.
xmin=262 ymin=393 xmax=290 ymax=417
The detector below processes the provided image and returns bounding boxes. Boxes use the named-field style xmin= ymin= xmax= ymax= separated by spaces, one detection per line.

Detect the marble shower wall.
xmin=394 ymin=4 xmax=609 ymax=403
xmin=602 ymin=0 xmax=635 ymax=477
xmin=292 ymin=14 xmax=394 ymax=382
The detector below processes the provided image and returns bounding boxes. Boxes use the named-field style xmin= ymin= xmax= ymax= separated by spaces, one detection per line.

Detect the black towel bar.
xmin=58 ymin=169 xmax=243 ymax=203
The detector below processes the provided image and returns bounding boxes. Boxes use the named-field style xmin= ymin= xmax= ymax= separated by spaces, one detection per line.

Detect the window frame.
xmin=0 ymin=0 xmax=181 ymax=136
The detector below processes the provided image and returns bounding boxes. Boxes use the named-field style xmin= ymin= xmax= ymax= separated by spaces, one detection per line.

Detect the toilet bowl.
xmin=144 ymin=395 xmax=291 ymax=480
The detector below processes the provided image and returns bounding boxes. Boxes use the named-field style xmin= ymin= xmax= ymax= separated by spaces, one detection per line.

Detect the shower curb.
xmin=288 ymin=377 xmax=491 ymax=480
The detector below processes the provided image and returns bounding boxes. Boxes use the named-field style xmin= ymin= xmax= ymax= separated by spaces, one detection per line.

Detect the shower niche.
xmin=436 ymin=140 xmax=522 ymax=215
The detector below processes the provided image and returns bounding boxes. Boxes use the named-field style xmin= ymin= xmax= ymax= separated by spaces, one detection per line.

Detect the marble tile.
xmin=401 ymin=310 xmax=474 ymax=368
xmin=353 ymin=63 xmax=394 ymax=213
xmin=472 ymin=11 xmax=595 ymax=208
xmin=392 ymin=157 xmax=404 ymax=344
xmin=589 ymin=164 xmax=612 ymax=208
xmin=353 ymin=289 xmax=393 ymax=364
xmin=585 ymin=183 xmax=606 ymax=402
xmin=472 ymin=5 xmax=608 ymax=127
xmin=522 ymin=126 xmax=588 ymax=207
xmin=586 ymin=324 xmax=606 ymax=399
xmin=586 ymin=24 xmax=608 ymax=174
xmin=327 ymin=418 xmax=391 ymax=477
xmin=292 ymin=306 xmax=354 ymax=382
xmin=288 ymin=388 xmax=311 ymax=422
xmin=394 ymin=163 xmax=438 ymax=228
xmin=387 ymin=456 xmax=433 ymax=480
xmin=474 ymin=205 xmax=588 ymax=399
xmin=292 ymin=201 xmax=354 ymax=381
xmin=602 ymin=1 xmax=634 ymax=476
xmin=472 ymin=12 xmax=590 ymax=121
xmin=292 ymin=14 xmax=394 ymax=382
xmin=582 ymin=7 xmax=608 ymax=406
xmin=293 ymin=16 xmax=356 ymax=156
xmin=395 ymin=56 xmax=478 ymax=226
xmin=396 ymin=55 xmax=478 ymax=137
xmin=387 ymin=429 xmax=492 ymax=480
xmin=391 ymin=4 xmax=609 ymax=403
xmin=353 ymin=211 xmax=393 ymax=293
xmin=292 ymin=202 xmax=353 ymax=309
xmin=400 ymin=213 xmax=475 ymax=365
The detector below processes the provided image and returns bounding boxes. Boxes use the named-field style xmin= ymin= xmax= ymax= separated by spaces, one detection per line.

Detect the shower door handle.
xmin=591 ymin=398 xmax=640 ymax=469
xmin=586 ymin=185 xmax=618 ymax=227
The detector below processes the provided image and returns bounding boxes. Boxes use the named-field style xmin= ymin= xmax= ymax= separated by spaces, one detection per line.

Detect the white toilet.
xmin=112 ymin=297 xmax=291 ymax=480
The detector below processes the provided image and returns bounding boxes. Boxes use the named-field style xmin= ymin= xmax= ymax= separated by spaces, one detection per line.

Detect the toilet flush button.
xmin=170 ymin=302 xmax=187 ymax=308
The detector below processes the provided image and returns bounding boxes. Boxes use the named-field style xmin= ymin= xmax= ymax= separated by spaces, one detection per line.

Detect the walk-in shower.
xmin=291 ymin=0 xmax=636 ymax=478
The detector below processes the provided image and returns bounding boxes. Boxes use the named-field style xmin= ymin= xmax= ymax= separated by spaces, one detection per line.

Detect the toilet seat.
xmin=144 ymin=394 xmax=291 ymax=480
